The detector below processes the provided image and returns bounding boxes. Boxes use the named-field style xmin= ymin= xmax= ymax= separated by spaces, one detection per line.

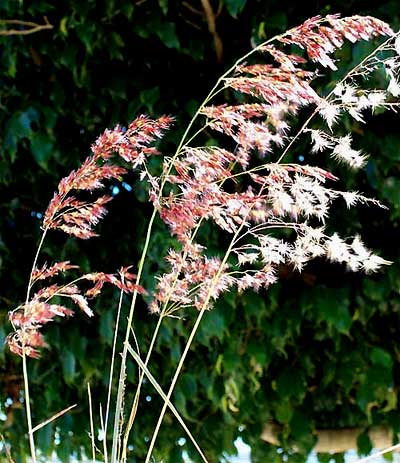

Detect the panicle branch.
xmin=7 ymin=264 xmax=145 ymax=358
xmin=7 ymin=114 xmax=172 ymax=358
xmin=31 ymin=261 xmax=79 ymax=284
xmin=150 ymin=14 xmax=398 ymax=316
xmin=278 ymin=15 xmax=393 ymax=70
xmin=43 ymin=115 xmax=173 ymax=239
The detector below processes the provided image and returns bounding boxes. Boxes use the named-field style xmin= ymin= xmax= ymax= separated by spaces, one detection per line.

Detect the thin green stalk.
xmin=103 ymin=288 xmax=125 ymax=463
xmin=25 ymin=227 xmax=48 ymax=303
xmin=120 ymin=214 xmax=208 ymax=459
xmin=22 ymin=227 xmax=49 ymax=463
xmin=100 ymin=403 xmax=107 ymax=463
xmin=139 ymin=34 xmax=395 ymax=449
xmin=179 ymin=119 xmax=214 ymax=149
xmin=121 ymin=311 xmax=165 ymax=461
xmin=111 ymin=25 xmax=305 ymax=462
xmin=144 ymin=214 xmax=250 ymax=462
xmin=23 ymin=354 xmax=36 ymax=463
xmin=143 ymin=306 xmax=207 ymax=463
xmin=87 ymin=384 xmax=96 ymax=463
xmin=143 ymin=180 xmax=270 ymax=461
xmin=110 ymin=208 xmax=157 ymax=462
xmin=119 ymin=325 xmax=142 ymax=461
xmin=173 ymin=36 xmax=285 ymax=155
xmin=127 ymin=345 xmax=209 ymax=463
xmin=111 ymin=67 xmax=226 ymax=461
xmin=121 ymin=278 xmax=204 ymax=459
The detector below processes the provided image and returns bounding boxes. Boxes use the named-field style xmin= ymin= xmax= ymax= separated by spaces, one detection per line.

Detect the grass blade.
xmin=30 ymin=404 xmax=76 ymax=434
xmin=87 ymin=384 xmax=96 ymax=463
xmin=126 ymin=343 xmax=208 ymax=463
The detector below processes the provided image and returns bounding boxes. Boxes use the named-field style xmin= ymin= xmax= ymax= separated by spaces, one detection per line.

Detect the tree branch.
xmin=200 ymin=0 xmax=223 ymax=62
xmin=261 ymin=422 xmax=398 ymax=453
xmin=0 ymin=17 xmax=53 ymax=36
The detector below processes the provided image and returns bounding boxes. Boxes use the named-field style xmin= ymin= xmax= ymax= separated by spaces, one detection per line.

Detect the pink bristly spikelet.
xmin=150 ymin=243 xmax=234 ymax=313
xmin=278 ymin=15 xmax=393 ymax=70
xmin=152 ymin=14 xmax=397 ymax=316
xmin=83 ymin=267 xmax=147 ymax=298
xmin=31 ymin=261 xmax=79 ymax=283
xmin=43 ymin=115 xmax=172 ymax=238
xmin=7 ymin=115 xmax=172 ymax=358
xmin=7 ymin=263 xmax=146 ymax=358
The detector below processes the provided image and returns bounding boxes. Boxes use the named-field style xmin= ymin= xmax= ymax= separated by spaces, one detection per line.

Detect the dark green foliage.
xmin=1 ymin=0 xmax=400 ymax=461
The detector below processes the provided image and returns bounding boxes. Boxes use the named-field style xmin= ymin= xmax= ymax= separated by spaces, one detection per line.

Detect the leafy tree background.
xmin=1 ymin=0 xmax=400 ymax=461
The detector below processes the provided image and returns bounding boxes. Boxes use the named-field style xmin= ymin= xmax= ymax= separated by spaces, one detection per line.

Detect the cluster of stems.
xmin=6 ymin=14 xmax=400 ymax=463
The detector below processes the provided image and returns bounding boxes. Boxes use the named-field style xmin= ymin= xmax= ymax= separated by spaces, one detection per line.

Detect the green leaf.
xmin=158 ymin=0 xmax=168 ymax=15
xmin=59 ymin=44 xmax=77 ymax=70
xmin=108 ymin=33 xmax=124 ymax=60
xmin=30 ymin=133 xmax=53 ymax=170
xmin=388 ymin=410 xmax=400 ymax=434
xmin=111 ymin=31 xmax=124 ymax=48
xmin=356 ymin=382 xmax=378 ymax=414
xmin=42 ymin=107 xmax=58 ymax=130
xmin=61 ymin=350 xmax=76 ymax=385
xmin=382 ymin=177 xmax=400 ymax=211
xmin=121 ymin=3 xmax=134 ymax=19
xmin=99 ymin=309 xmax=114 ymax=346
xmin=357 ymin=431 xmax=372 ymax=456
xmin=174 ymin=389 xmax=188 ymax=418
xmin=382 ymin=388 xmax=397 ymax=412
xmin=276 ymin=368 xmax=306 ymax=400
xmin=242 ymin=291 xmax=268 ymax=320
xmin=367 ymin=365 xmax=392 ymax=390
xmin=337 ymin=358 xmax=360 ymax=393
xmin=362 ymin=278 xmax=391 ymax=302
xmin=4 ymin=108 xmax=39 ymax=161
xmin=222 ymin=351 xmax=239 ymax=371
xmin=156 ymin=22 xmax=180 ymax=49
xmin=222 ymin=377 xmax=240 ymax=413
xmin=7 ymin=108 xmax=39 ymax=138
xmin=317 ymin=454 xmax=332 ymax=463
xmin=180 ymin=374 xmax=198 ymax=398
xmin=370 ymin=347 xmax=393 ymax=369
xmin=0 ymin=159 xmax=11 ymax=184
xmin=168 ymin=446 xmax=183 ymax=463
xmin=4 ymin=50 xmax=17 ymax=77
xmin=315 ymin=288 xmax=352 ymax=333
xmin=247 ymin=338 xmax=268 ymax=366
xmin=266 ymin=12 xmax=288 ymax=33
xmin=290 ymin=410 xmax=311 ymax=441
xmin=275 ymin=400 xmax=293 ymax=424
xmin=0 ymin=325 xmax=6 ymax=360
xmin=59 ymin=17 xmax=68 ymax=36
xmin=256 ymin=21 xmax=267 ymax=41
xmin=76 ymin=27 xmax=93 ymax=54
xmin=36 ymin=422 xmax=53 ymax=456
xmin=198 ymin=309 xmax=226 ymax=344
xmin=382 ymin=135 xmax=400 ymax=161
xmin=170 ymin=340 xmax=181 ymax=362
xmin=140 ymin=87 xmax=161 ymax=113
xmin=224 ymin=0 xmax=247 ymax=18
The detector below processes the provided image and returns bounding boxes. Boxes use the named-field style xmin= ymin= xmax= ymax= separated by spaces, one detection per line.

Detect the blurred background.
xmin=1 ymin=1 xmax=400 ymax=462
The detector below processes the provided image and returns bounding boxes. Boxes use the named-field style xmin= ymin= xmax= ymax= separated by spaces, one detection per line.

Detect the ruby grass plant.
xmin=6 ymin=14 xmax=400 ymax=463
